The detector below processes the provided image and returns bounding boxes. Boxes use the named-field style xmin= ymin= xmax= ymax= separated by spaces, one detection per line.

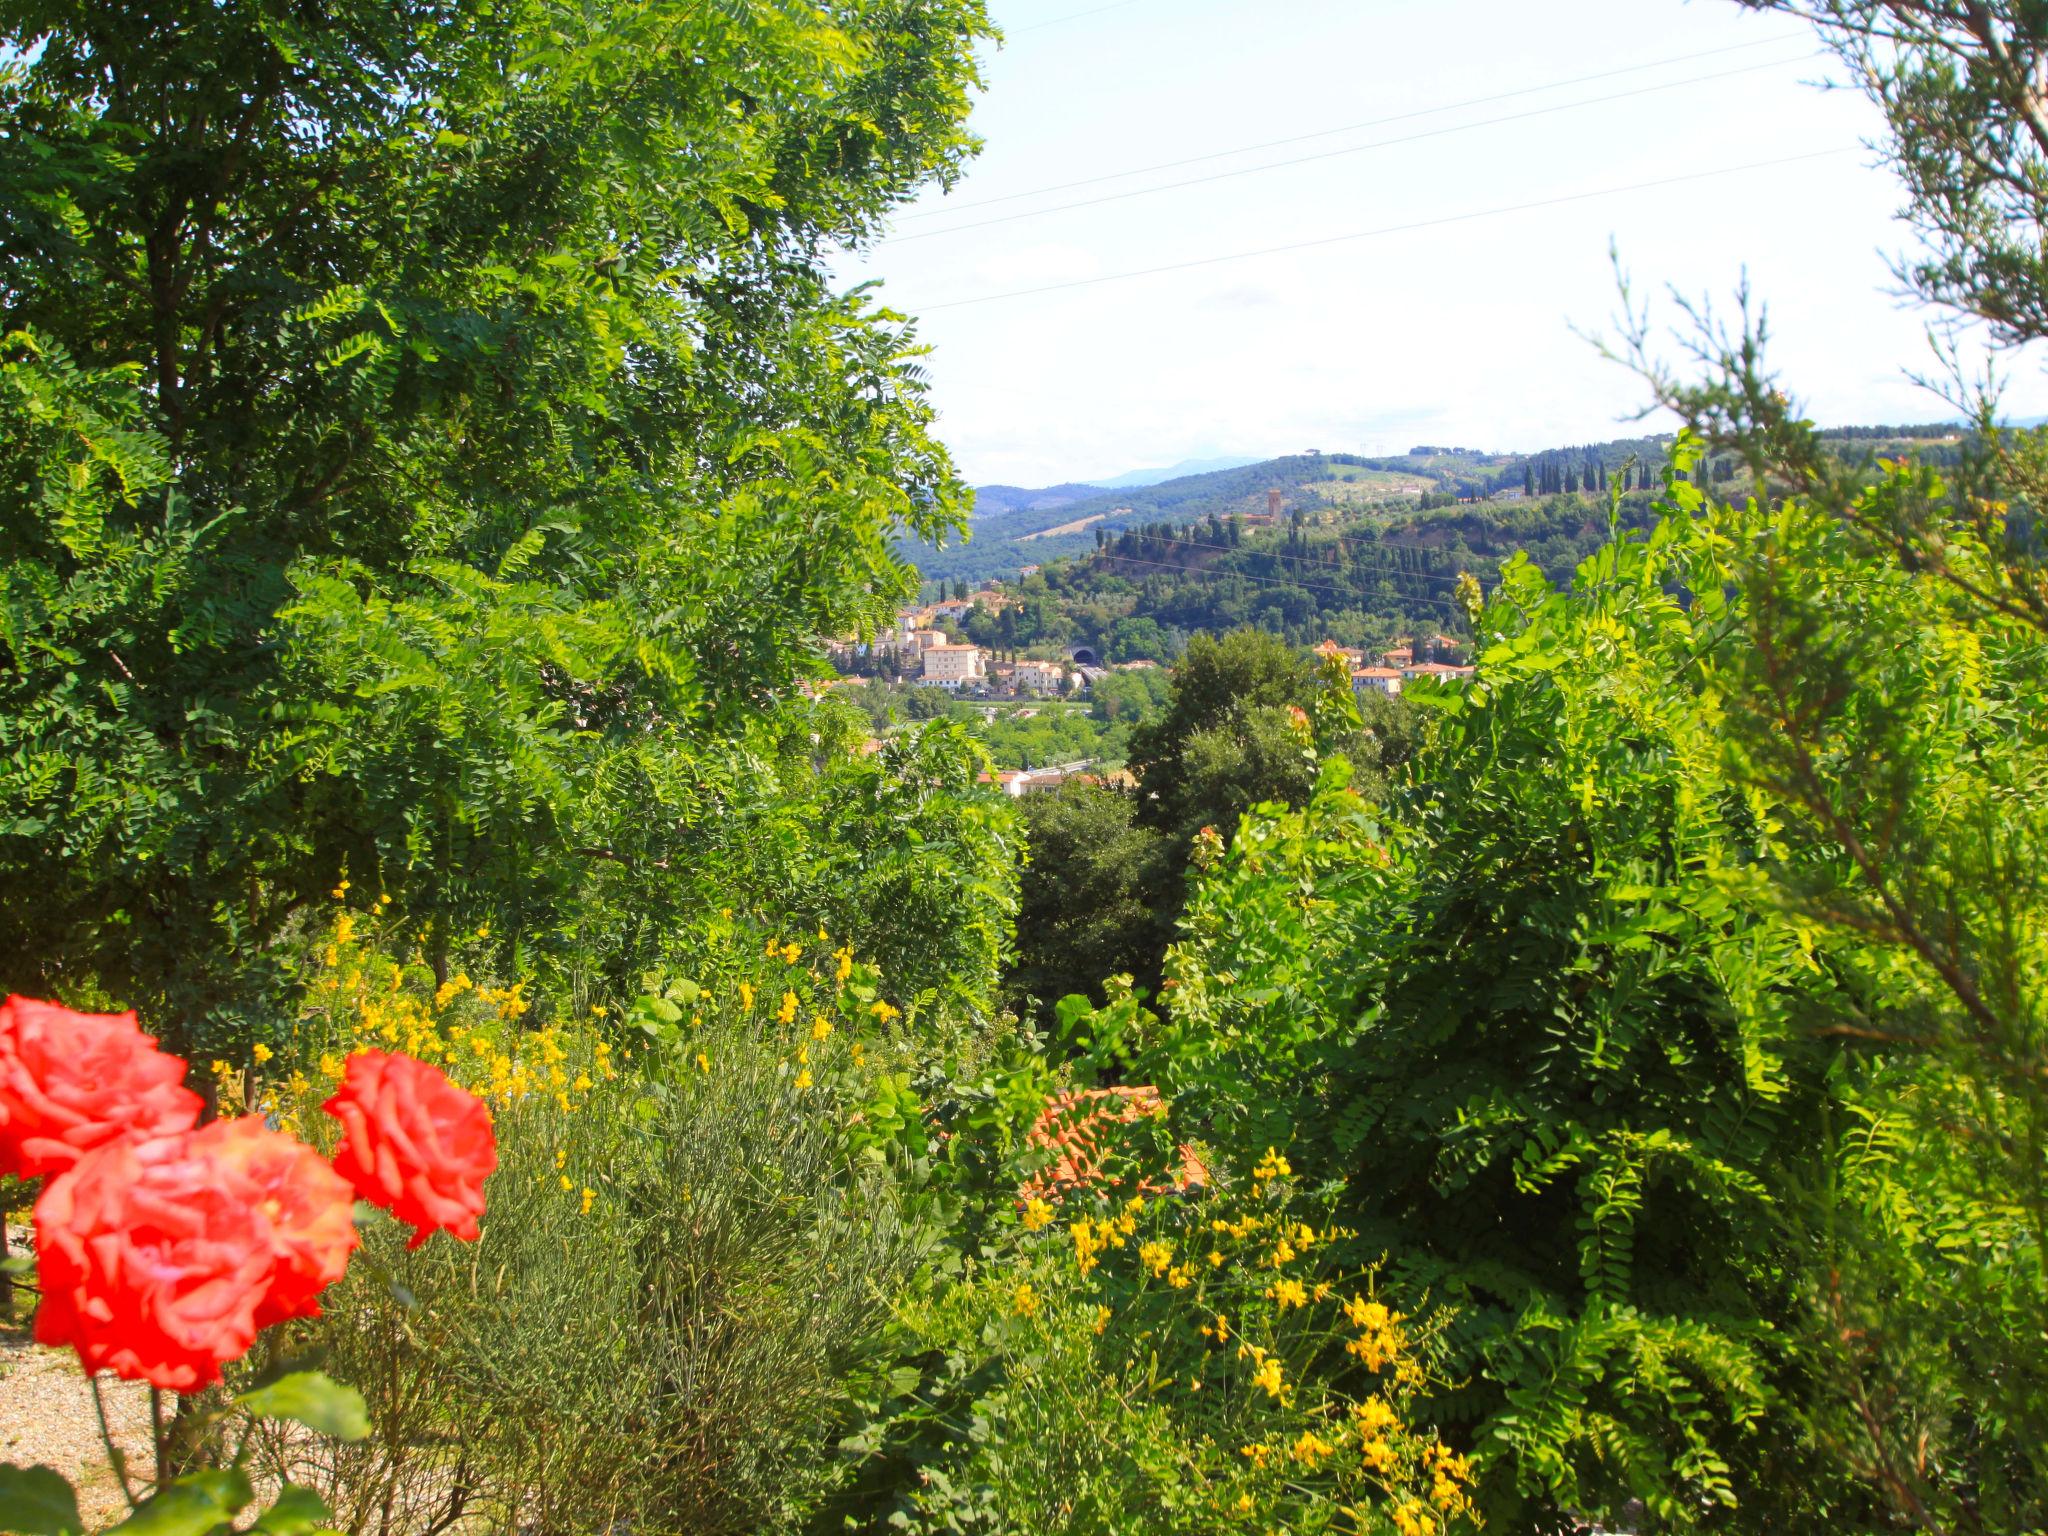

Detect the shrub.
xmin=856 ymin=1148 xmax=1476 ymax=1535
xmin=242 ymin=919 xmax=950 ymax=1535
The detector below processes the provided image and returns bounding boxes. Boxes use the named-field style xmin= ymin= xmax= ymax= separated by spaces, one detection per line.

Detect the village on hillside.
xmin=827 ymin=580 xmax=1474 ymax=702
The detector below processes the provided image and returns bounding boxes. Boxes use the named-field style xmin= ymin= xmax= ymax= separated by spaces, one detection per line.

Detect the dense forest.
xmin=1 ymin=2 xmax=2044 ymax=1536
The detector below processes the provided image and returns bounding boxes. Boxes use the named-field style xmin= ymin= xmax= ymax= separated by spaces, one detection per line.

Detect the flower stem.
xmin=90 ymin=1375 xmax=138 ymax=1509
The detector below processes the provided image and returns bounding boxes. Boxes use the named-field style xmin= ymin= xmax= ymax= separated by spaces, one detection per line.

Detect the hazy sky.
xmin=829 ymin=0 xmax=2048 ymax=488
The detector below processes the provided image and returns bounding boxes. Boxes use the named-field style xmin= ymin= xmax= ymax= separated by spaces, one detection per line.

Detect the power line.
xmin=1009 ymin=0 xmax=1155 ymax=32
xmin=886 ymin=52 xmax=1820 ymax=245
xmin=894 ymin=32 xmax=1809 ymax=221
xmin=918 ymin=145 xmax=1860 ymax=311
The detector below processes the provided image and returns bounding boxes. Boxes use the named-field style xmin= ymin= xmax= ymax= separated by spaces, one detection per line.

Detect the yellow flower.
xmin=1265 ymin=1277 xmax=1308 ymax=1310
xmin=779 ymin=941 xmax=802 ymax=965
xmin=331 ymin=878 xmax=350 ymax=898
xmin=1021 ymin=1197 xmax=1055 ymax=1232
xmin=1249 ymin=1355 xmax=1285 ymax=1400
xmin=579 ymin=1187 xmax=596 ymax=1216
xmin=740 ymin=982 xmax=756 ymax=1012
xmin=555 ymin=1149 xmax=567 ymax=1169
xmin=1254 ymin=1147 xmax=1292 ymax=1181
xmin=1092 ymin=1304 xmax=1112 ymax=1334
xmin=777 ymin=990 xmax=799 ymax=1025
xmin=1291 ymin=1429 xmax=1333 ymax=1466
xmin=834 ymin=946 xmax=853 ymax=982
xmin=1209 ymin=1249 xmax=1226 ymax=1268
xmin=695 ymin=1051 xmax=710 ymax=1073
xmin=811 ymin=1016 xmax=833 ymax=1042
xmin=1166 ymin=1264 xmax=1193 ymax=1288
xmin=1011 ymin=1282 xmax=1041 ymax=1318
xmin=559 ymin=1174 xmax=573 ymax=1191
xmin=590 ymin=1003 xmax=607 ymax=1018
xmin=1138 ymin=1239 xmax=1173 ymax=1277
xmin=1070 ymin=1220 xmax=1103 ymax=1276
xmin=869 ymin=999 xmax=900 ymax=1023
xmin=252 ymin=1042 xmax=274 ymax=1064
xmin=1344 ymin=1296 xmax=1395 ymax=1331
xmin=1351 ymin=1396 xmax=1399 ymax=1434
xmin=1201 ymin=1313 xmax=1230 ymax=1342
xmin=793 ymin=1068 xmax=813 ymax=1090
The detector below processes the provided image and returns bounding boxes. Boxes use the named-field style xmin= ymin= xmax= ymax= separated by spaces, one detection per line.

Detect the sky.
xmin=829 ymin=0 xmax=2048 ymax=488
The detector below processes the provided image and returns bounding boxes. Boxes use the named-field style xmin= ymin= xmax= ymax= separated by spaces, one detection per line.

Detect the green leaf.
xmin=248 ymin=1485 xmax=338 ymax=1536
xmin=236 ymin=1372 xmax=370 ymax=1441
xmin=104 ymin=1470 xmax=251 ymax=1536
xmin=0 ymin=1464 xmax=83 ymax=1536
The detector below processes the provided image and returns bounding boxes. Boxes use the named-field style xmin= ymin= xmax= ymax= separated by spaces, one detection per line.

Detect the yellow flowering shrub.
xmin=889 ymin=1150 xmax=1478 ymax=1535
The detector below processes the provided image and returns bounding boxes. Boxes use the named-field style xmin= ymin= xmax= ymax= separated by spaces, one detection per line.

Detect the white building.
xmin=921 ymin=643 xmax=986 ymax=689
xmin=1351 ymin=665 xmax=1405 ymax=697
xmin=1013 ymin=660 xmax=1069 ymax=695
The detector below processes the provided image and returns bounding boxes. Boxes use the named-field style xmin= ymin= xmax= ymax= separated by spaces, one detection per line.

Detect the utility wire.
xmin=894 ymin=32 xmax=1809 ymax=221
xmin=888 ymin=52 xmax=1820 ymax=244
xmin=918 ymin=145 xmax=1860 ymax=310
xmin=1009 ymin=0 xmax=1155 ymax=33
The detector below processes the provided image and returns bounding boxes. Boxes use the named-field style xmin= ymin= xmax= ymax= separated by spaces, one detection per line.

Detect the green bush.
xmin=245 ymin=947 xmax=951 ymax=1536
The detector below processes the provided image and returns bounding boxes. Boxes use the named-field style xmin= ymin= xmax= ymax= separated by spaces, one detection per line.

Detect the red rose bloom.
xmin=195 ymin=1117 xmax=358 ymax=1328
xmin=324 ymin=1051 xmax=495 ymax=1248
xmin=0 ymin=996 xmax=202 ymax=1179
xmin=33 ymin=1132 xmax=275 ymax=1390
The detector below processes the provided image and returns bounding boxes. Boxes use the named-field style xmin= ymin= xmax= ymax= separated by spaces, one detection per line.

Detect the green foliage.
xmin=0 ymin=0 xmax=995 ymax=1045
xmin=1010 ymin=782 xmax=1174 ymax=1020
xmin=1089 ymin=432 xmax=2048 ymax=1528
xmin=851 ymin=1155 xmax=1474 ymax=1535
xmin=0 ymin=1465 xmax=84 ymax=1536
xmin=262 ymin=1006 xmax=937 ymax=1536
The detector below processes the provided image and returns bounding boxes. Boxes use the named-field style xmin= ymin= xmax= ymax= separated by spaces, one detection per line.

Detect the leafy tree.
xmin=0 ymin=0 xmax=993 ymax=1041
xmin=1125 ymin=630 xmax=1319 ymax=841
xmin=1738 ymin=0 xmax=2048 ymax=349
xmin=1008 ymin=782 xmax=1173 ymax=1023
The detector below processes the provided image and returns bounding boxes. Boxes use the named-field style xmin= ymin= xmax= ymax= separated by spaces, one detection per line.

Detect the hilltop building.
xmin=921 ymin=643 xmax=986 ymax=689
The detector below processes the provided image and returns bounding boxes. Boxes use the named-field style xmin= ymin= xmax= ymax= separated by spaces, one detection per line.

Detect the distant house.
xmin=1351 ymin=665 xmax=1405 ymax=697
xmin=1401 ymin=661 xmax=1476 ymax=684
xmin=978 ymin=769 xmax=1028 ymax=797
xmin=1014 ymin=660 xmax=1068 ymax=695
xmin=921 ymin=643 xmax=986 ymax=689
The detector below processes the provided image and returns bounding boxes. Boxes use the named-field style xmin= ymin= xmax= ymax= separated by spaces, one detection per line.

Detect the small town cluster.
xmin=831 ymin=583 xmax=1476 ymax=701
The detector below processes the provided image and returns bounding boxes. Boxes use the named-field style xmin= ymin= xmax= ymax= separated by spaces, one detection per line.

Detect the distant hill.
xmin=969 ymin=482 xmax=1102 ymax=518
xmin=905 ymin=426 xmax=1973 ymax=588
xmin=1083 ymin=455 xmax=1262 ymax=489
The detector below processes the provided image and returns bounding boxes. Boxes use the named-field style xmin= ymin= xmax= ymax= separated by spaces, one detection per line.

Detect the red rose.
xmin=0 ymin=996 xmax=202 ymax=1179
xmin=195 ymin=1117 xmax=359 ymax=1328
xmin=33 ymin=1132 xmax=275 ymax=1390
xmin=323 ymin=1051 xmax=495 ymax=1248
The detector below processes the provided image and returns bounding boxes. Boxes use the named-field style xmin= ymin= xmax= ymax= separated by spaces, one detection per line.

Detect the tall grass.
xmin=252 ymin=1016 xmax=931 ymax=1534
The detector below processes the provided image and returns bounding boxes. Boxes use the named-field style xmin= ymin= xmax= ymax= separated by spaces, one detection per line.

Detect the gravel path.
xmin=0 ymin=1325 xmax=157 ymax=1529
